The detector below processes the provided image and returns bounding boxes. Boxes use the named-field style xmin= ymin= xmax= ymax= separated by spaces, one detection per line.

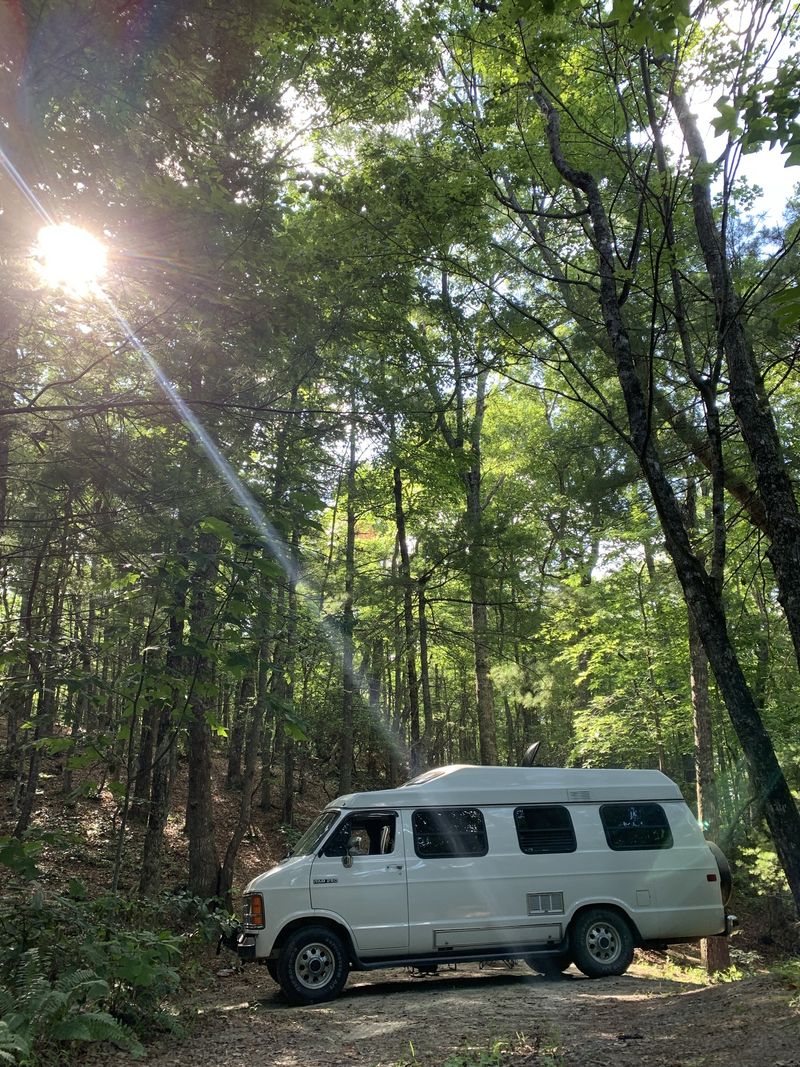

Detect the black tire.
xmin=525 ymin=951 xmax=573 ymax=978
xmin=276 ymin=925 xmax=349 ymax=1005
xmin=265 ymin=958 xmax=278 ymax=983
xmin=570 ymin=908 xmax=634 ymax=978
xmin=707 ymin=841 xmax=733 ymax=905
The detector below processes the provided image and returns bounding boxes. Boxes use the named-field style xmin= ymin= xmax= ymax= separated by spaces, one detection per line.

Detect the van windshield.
xmin=290 ymin=810 xmax=340 ymax=857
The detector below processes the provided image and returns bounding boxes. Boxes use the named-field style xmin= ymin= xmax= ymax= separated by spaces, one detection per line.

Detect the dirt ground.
xmin=86 ymin=959 xmax=799 ymax=1067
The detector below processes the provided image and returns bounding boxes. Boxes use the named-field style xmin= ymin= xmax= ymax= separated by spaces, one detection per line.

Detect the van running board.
xmin=355 ymin=941 xmax=570 ymax=971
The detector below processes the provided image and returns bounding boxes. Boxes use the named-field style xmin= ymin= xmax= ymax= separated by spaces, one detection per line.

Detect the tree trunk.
xmin=463 ymin=371 xmax=497 ymax=766
xmin=674 ymin=93 xmax=800 ymax=673
xmin=15 ymin=510 xmax=70 ymax=836
xmin=389 ymin=541 xmax=404 ymax=784
xmin=139 ymin=536 xmax=187 ymax=897
xmin=218 ymin=579 xmax=275 ymax=907
xmin=392 ymin=465 xmax=421 ymax=774
xmin=130 ymin=702 xmax=158 ymax=823
xmin=418 ymin=579 xmax=434 ymax=768
xmin=281 ymin=531 xmax=300 ymax=826
xmin=226 ymin=675 xmax=252 ymax=790
xmin=537 ymin=91 xmax=800 ymax=913
xmin=185 ymin=527 xmax=221 ymax=899
xmin=339 ymin=413 xmax=357 ymax=795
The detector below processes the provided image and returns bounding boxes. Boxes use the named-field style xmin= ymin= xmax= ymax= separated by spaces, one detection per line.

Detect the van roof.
xmin=328 ymin=764 xmax=684 ymax=810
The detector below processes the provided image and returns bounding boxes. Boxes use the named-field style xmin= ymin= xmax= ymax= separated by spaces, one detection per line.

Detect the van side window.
xmin=412 ymin=808 xmax=488 ymax=858
xmin=322 ymin=812 xmax=397 ymax=857
xmin=600 ymin=803 xmax=673 ymax=851
xmin=514 ymin=806 xmax=576 ymax=854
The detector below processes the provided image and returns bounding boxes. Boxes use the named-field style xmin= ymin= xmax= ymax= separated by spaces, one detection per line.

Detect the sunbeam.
xmin=0 ymin=138 xmax=409 ymax=769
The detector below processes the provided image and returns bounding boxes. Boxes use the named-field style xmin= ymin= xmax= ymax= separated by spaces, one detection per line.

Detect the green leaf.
xmin=34 ymin=735 xmax=76 ymax=754
xmin=200 ymin=516 xmax=236 ymax=542
xmin=770 ymin=286 xmax=800 ymax=326
xmin=0 ymin=836 xmax=42 ymax=880
xmin=252 ymin=555 xmax=285 ymax=579
xmin=711 ymin=99 xmax=741 ymax=137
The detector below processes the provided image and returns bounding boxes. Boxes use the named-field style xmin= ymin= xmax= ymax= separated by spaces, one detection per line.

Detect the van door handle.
xmin=385 ymin=864 xmax=404 ymax=871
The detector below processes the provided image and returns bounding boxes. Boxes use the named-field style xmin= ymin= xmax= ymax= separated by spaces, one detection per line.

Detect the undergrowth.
xmin=0 ymin=851 xmax=230 ymax=1066
xmin=771 ymin=957 xmax=800 ymax=1010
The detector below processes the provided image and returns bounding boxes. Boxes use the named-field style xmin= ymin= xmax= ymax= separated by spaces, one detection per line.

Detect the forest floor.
xmin=85 ymin=957 xmax=800 ymax=1067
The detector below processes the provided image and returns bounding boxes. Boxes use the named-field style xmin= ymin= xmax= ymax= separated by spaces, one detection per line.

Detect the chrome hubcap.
xmin=586 ymin=922 xmax=621 ymax=963
xmin=295 ymin=942 xmax=335 ymax=989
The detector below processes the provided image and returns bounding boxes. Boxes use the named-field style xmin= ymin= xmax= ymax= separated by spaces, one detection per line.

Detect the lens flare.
xmin=35 ymin=223 xmax=107 ymax=296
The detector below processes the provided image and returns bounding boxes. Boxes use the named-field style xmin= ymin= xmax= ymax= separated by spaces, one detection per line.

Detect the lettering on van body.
xmin=313 ymin=877 xmax=339 ymax=885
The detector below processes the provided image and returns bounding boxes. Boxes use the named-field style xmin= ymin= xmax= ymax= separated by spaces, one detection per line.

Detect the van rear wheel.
xmin=277 ymin=925 xmax=349 ymax=1005
xmin=525 ymin=951 xmax=573 ymax=978
xmin=571 ymin=909 xmax=634 ymax=978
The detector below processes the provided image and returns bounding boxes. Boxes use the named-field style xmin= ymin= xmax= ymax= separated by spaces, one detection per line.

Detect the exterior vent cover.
xmin=527 ymin=892 xmax=565 ymax=915
xmin=567 ymin=789 xmax=591 ymax=802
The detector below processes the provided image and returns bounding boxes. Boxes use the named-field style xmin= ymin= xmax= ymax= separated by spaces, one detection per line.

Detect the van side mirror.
xmin=342 ymin=853 xmax=353 ymax=869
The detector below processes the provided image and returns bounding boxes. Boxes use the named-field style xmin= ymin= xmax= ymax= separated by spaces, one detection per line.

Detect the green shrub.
xmin=0 ymin=949 xmax=143 ymax=1065
xmin=0 ymin=886 xmax=216 ymax=1065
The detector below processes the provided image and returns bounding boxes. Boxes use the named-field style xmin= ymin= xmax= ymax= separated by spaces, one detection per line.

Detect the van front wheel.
xmin=570 ymin=909 xmax=634 ymax=978
xmin=277 ymin=925 xmax=349 ymax=1005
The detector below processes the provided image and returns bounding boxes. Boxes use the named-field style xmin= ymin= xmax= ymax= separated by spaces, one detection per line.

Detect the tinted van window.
xmin=600 ymin=803 xmax=673 ymax=851
xmin=413 ymin=808 xmax=488 ymax=858
xmin=514 ymin=806 xmax=576 ymax=854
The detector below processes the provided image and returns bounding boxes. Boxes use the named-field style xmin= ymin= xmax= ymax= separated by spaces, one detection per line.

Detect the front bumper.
xmin=218 ymin=924 xmax=258 ymax=961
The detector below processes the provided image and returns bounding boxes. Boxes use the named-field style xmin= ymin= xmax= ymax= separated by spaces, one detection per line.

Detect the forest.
xmin=1 ymin=0 xmax=799 ymax=1063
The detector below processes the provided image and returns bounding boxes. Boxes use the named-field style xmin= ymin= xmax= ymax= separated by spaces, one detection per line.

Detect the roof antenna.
xmin=521 ymin=741 xmax=541 ymax=767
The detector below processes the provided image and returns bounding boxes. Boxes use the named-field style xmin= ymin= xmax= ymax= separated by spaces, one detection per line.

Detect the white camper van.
xmin=228 ymin=765 xmax=734 ymax=1004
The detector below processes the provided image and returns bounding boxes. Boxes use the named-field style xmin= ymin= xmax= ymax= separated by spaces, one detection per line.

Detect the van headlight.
xmin=242 ymin=893 xmax=265 ymax=929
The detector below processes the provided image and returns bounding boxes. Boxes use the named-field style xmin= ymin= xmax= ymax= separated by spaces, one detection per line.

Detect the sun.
xmin=35 ymin=223 xmax=107 ymax=296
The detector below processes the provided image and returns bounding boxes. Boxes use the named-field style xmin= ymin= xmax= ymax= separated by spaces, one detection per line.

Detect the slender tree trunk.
xmin=418 ymin=579 xmax=433 ymax=768
xmin=366 ymin=639 xmax=382 ymax=780
xmin=463 ymin=371 xmax=497 ymax=766
xmin=689 ymin=609 xmax=731 ymax=972
xmin=258 ymin=626 xmax=274 ymax=812
xmin=15 ymin=509 xmax=70 ymax=836
xmin=111 ymin=601 xmax=158 ymax=893
xmin=218 ymin=582 xmax=275 ymax=907
xmin=140 ymin=541 xmax=187 ymax=897
xmin=392 ymin=465 xmax=421 ymax=774
xmin=339 ymin=413 xmax=357 ymax=795
xmin=281 ymin=537 xmax=299 ymax=826
xmin=130 ymin=703 xmax=158 ymax=823
xmin=186 ymin=527 xmax=221 ymax=899
xmin=226 ymin=676 xmax=252 ymax=790
xmin=62 ymin=595 xmax=94 ymax=799
xmin=389 ymin=542 xmax=404 ymax=784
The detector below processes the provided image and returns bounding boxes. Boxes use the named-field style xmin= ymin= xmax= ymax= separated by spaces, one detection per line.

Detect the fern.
xmin=53 ymin=969 xmax=110 ymax=1003
xmin=0 ymin=1023 xmax=31 ymax=1065
xmin=49 ymin=1011 xmax=144 ymax=1054
xmin=0 ymin=948 xmax=144 ymax=1064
